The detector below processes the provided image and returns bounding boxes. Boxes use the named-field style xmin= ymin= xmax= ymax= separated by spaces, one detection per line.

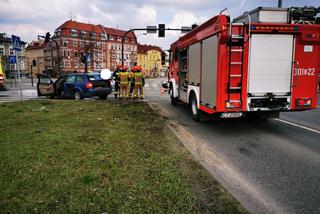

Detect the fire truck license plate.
xmin=221 ymin=113 xmax=243 ymax=118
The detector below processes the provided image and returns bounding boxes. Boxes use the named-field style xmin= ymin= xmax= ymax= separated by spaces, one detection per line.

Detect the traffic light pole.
xmin=52 ymin=39 xmax=61 ymax=77
xmin=121 ymin=28 xmax=186 ymax=67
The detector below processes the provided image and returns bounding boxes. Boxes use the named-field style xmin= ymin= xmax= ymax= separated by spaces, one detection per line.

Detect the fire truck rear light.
xmin=295 ymin=98 xmax=311 ymax=106
xmin=226 ymin=101 xmax=241 ymax=108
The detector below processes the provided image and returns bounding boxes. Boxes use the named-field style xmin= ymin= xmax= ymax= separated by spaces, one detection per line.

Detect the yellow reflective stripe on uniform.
xmin=120 ymin=72 xmax=129 ymax=84
xmin=134 ymin=72 xmax=143 ymax=84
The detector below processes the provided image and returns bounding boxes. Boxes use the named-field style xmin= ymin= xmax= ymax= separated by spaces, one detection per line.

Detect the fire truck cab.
xmin=167 ymin=7 xmax=320 ymax=121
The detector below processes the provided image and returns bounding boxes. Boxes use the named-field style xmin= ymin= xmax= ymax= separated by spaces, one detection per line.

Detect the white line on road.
xmin=274 ymin=118 xmax=320 ymax=134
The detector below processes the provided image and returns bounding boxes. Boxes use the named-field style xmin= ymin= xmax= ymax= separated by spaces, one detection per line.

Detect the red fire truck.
xmin=166 ymin=7 xmax=320 ymax=121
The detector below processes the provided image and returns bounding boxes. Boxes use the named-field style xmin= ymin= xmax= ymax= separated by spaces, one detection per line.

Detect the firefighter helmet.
xmin=122 ymin=66 xmax=128 ymax=71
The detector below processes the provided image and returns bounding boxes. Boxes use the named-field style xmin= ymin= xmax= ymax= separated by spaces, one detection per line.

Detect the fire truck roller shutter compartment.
xmin=188 ymin=42 xmax=201 ymax=85
xmin=248 ymin=34 xmax=294 ymax=97
xmin=201 ymin=35 xmax=219 ymax=108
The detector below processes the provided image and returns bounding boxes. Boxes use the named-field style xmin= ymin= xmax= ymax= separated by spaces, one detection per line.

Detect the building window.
xmin=0 ymin=47 xmax=3 ymax=55
xmin=10 ymin=48 xmax=14 ymax=55
xmin=10 ymin=64 xmax=16 ymax=70
xmin=75 ymin=61 xmax=79 ymax=68
xmin=102 ymin=42 xmax=106 ymax=48
xmin=109 ymin=36 xmax=114 ymax=41
xmin=54 ymin=30 xmax=61 ymax=37
xmin=80 ymin=41 xmax=84 ymax=48
xmin=63 ymin=40 xmax=68 ymax=47
xmin=101 ymin=33 xmax=107 ymax=41
xmin=81 ymin=31 xmax=87 ymax=38
xmin=117 ymin=37 xmax=122 ymax=42
xmin=71 ymin=29 xmax=78 ymax=37
xmin=73 ymin=40 xmax=77 ymax=47
xmin=90 ymin=32 xmax=96 ymax=39
xmin=75 ymin=51 xmax=78 ymax=57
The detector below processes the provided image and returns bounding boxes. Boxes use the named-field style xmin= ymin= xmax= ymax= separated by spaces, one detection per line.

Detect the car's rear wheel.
xmin=74 ymin=90 xmax=82 ymax=100
xmin=99 ymin=95 xmax=108 ymax=100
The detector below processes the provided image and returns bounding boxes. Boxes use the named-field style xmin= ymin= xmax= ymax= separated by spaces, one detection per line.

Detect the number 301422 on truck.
xmin=166 ymin=6 xmax=320 ymax=121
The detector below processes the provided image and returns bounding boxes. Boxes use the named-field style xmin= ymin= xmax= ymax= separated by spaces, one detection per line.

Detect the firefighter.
xmin=128 ymin=66 xmax=136 ymax=98
xmin=119 ymin=66 xmax=129 ymax=99
xmin=113 ymin=64 xmax=122 ymax=99
xmin=133 ymin=65 xmax=145 ymax=99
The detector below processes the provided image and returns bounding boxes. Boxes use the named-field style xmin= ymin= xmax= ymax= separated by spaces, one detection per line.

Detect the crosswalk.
xmin=0 ymin=89 xmax=38 ymax=104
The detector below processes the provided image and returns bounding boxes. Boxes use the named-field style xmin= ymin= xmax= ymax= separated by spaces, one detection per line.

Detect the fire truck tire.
xmin=190 ymin=92 xmax=203 ymax=122
xmin=169 ymin=85 xmax=177 ymax=105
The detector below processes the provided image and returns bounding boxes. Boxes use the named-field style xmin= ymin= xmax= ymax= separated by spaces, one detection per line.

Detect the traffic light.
xmin=158 ymin=24 xmax=165 ymax=37
xmin=44 ymin=32 xmax=51 ymax=44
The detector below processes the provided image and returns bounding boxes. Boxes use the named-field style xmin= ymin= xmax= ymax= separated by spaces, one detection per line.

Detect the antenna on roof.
xmin=116 ymin=24 xmax=118 ymax=29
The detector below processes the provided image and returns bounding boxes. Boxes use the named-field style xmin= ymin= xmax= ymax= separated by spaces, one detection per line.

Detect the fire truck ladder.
xmin=227 ymin=22 xmax=245 ymax=107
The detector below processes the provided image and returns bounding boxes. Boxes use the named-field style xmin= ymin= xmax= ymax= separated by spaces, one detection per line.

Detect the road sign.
xmin=181 ymin=26 xmax=192 ymax=34
xmin=9 ymin=55 xmax=16 ymax=64
xmin=11 ymin=35 xmax=22 ymax=51
xmin=147 ymin=26 xmax=157 ymax=34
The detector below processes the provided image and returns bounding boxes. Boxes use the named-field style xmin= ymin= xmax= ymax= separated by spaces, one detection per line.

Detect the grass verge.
xmin=0 ymin=100 xmax=247 ymax=213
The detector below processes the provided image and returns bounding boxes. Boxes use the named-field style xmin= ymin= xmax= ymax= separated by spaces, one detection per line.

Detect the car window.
xmin=66 ymin=75 xmax=76 ymax=83
xmin=56 ymin=75 xmax=67 ymax=86
xmin=76 ymin=75 xmax=86 ymax=83
xmin=87 ymin=75 xmax=99 ymax=81
xmin=39 ymin=76 xmax=51 ymax=84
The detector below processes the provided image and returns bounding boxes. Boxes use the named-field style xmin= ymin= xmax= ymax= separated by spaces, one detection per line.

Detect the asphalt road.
xmin=144 ymin=78 xmax=320 ymax=214
xmin=0 ymin=78 xmax=38 ymax=103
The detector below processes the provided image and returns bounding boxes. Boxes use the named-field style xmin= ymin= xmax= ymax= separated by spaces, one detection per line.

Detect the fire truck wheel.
xmin=169 ymin=86 xmax=177 ymax=105
xmin=190 ymin=93 xmax=202 ymax=122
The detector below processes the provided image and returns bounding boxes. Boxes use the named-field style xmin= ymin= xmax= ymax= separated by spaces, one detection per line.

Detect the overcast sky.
xmin=0 ymin=0 xmax=317 ymax=49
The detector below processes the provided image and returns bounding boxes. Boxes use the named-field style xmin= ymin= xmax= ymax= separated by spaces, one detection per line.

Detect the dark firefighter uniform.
xmin=133 ymin=66 xmax=145 ymax=99
xmin=113 ymin=64 xmax=121 ymax=98
xmin=119 ymin=66 xmax=129 ymax=99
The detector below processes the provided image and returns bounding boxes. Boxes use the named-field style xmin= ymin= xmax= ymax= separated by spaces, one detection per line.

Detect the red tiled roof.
xmin=56 ymin=20 xmax=136 ymax=39
xmin=137 ymin=44 xmax=163 ymax=54
xmin=26 ymin=41 xmax=45 ymax=50
xmin=56 ymin=20 xmax=103 ymax=33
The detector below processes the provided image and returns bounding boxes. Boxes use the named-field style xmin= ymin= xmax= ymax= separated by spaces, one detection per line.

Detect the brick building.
xmin=25 ymin=40 xmax=45 ymax=76
xmin=44 ymin=20 xmax=137 ymax=76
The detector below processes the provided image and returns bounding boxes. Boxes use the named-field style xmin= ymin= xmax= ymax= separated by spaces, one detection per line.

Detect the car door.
xmin=37 ymin=74 xmax=54 ymax=96
xmin=63 ymin=75 xmax=76 ymax=98
xmin=55 ymin=75 xmax=68 ymax=98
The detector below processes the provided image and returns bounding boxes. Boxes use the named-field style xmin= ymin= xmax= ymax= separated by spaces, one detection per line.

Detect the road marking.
xmin=274 ymin=118 xmax=320 ymax=134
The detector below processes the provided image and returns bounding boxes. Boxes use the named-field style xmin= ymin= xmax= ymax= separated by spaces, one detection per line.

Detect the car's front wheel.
xmin=190 ymin=92 xmax=204 ymax=122
xmin=74 ymin=90 xmax=82 ymax=100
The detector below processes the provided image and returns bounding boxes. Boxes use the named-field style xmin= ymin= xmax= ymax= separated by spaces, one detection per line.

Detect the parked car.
xmin=37 ymin=73 xmax=112 ymax=99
